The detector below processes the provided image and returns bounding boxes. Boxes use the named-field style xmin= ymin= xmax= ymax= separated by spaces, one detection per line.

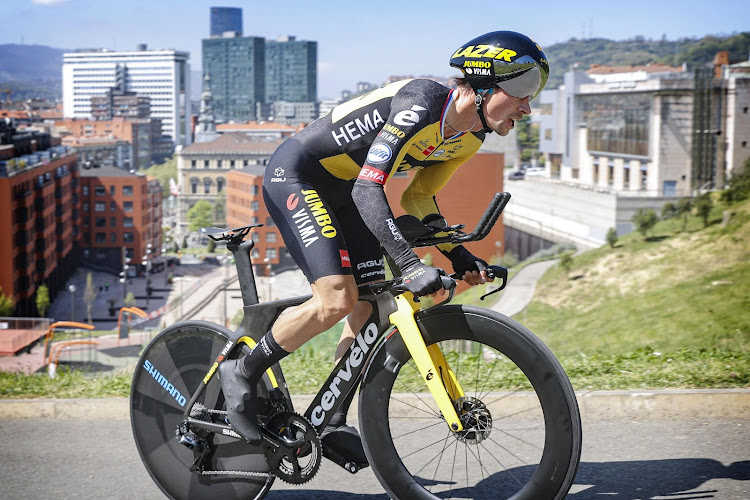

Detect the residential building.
xmin=265 ymin=36 xmax=317 ymax=104
xmin=225 ymin=166 xmax=287 ymax=269
xmin=62 ymin=45 xmax=192 ymax=146
xmin=62 ymin=136 xmax=131 ymax=170
xmin=78 ymin=166 xmax=162 ymax=274
xmin=210 ymin=6 xmax=242 ymax=37
xmin=175 ymin=133 xmax=282 ymax=232
xmin=0 ymin=119 xmax=81 ymax=315
xmin=202 ymin=34 xmax=265 ymax=122
xmin=91 ymin=88 xmax=151 ymax=121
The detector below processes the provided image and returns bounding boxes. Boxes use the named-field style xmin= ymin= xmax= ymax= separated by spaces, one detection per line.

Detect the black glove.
xmin=444 ymin=246 xmax=488 ymax=276
xmin=400 ymin=261 xmax=444 ymax=297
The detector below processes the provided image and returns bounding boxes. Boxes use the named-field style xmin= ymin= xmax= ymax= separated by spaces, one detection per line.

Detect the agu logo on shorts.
xmin=339 ymin=249 xmax=351 ymax=268
xmin=367 ymin=143 xmax=392 ymax=164
xmin=287 ymin=193 xmax=299 ymax=211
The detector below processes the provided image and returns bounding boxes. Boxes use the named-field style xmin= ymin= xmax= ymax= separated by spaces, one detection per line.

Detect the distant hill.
xmin=544 ymin=32 xmax=750 ymax=89
xmin=0 ymin=44 xmax=66 ymax=82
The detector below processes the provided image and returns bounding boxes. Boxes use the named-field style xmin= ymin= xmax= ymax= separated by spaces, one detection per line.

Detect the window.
xmin=265 ymin=248 xmax=277 ymax=260
xmin=82 ymin=185 xmax=89 ymax=196
xmin=83 ymin=202 xmax=90 ymax=212
xmin=124 ymin=202 xmax=134 ymax=212
xmin=123 ymin=232 xmax=134 ymax=242
xmin=251 ymin=201 xmax=259 ymax=211
xmin=110 ymin=217 xmax=117 ymax=227
xmin=110 ymin=201 xmax=116 ymax=211
xmin=111 ymin=233 xmax=117 ymax=243
xmin=123 ymin=217 xmax=134 ymax=227
xmin=251 ymin=185 xmax=259 ymax=195
xmin=95 ymin=202 xmax=105 ymax=212
xmin=266 ymin=232 xmax=277 ymax=242
xmin=230 ymin=160 xmax=235 ymax=168
xmin=191 ymin=160 xmax=196 ymax=168
xmin=95 ymin=217 xmax=106 ymax=227
xmin=95 ymin=186 xmax=106 ymax=196
xmin=217 ymin=160 xmax=222 ymax=168
xmin=95 ymin=232 xmax=106 ymax=243
xmin=251 ymin=232 xmax=260 ymax=242
xmin=123 ymin=185 xmax=133 ymax=196
xmin=204 ymin=179 xmax=211 ymax=194
xmin=217 ymin=178 xmax=224 ymax=192
xmin=110 ymin=186 xmax=115 ymax=196
xmin=545 ymin=129 xmax=552 ymax=140
xmin=204 ymin=160 xmax=209 ymax=168
xmin=191 ymin=180 xmax=198 ymax=194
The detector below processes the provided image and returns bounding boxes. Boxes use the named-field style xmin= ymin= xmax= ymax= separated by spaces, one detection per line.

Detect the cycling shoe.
xmin=320 ymin=424 xmax=369 ymax=466
xmin=218 ymin=359 xmax=261 ymax=445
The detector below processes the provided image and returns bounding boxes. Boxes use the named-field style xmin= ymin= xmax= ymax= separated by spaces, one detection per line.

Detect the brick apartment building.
xmin=0 ymin=128 xmax=81 ymax=315
xmin=79 ymin=165 xmax=162 ymax=275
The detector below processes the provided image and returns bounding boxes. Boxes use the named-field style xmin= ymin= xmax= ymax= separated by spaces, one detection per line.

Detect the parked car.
xmin=524 ymin=167 xmax=545 ymax=176
xmin=508 ymin=170 xmax=526 ymax=180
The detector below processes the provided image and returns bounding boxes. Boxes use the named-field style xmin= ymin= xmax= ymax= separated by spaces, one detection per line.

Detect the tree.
xmin=632 ymin=208 xmax=658 ymax=239
xmin=720 ymin=161 xmax=750 ymax=203
xmin=83 ymin=272 xmax=97 ymax=324
xmin=694 ymin=193 xmax=713 ymax=227
xmin=181 ymin=236 xmax=188 ymax=249
xmin=676 ymin=198 xmax=693 ymax=232
xmin=661 ymin=202 xmax=677 ymax=219
xmin=213 ymin=191 xmax=226 ymax=225
xmin=141 ymin=156 xmax=177 ymax=198
xmin=187 ymin=200 xmax=214 ymax=231
xmin=559 ymin=251 xmax=573 ymax=272
xmin=0 ymin=287 xmax=14 ymax=316
xmin=606 ymin=227 xmax=618 ymax=248
xmin=36 ymin=284 xmax=50 ymax=317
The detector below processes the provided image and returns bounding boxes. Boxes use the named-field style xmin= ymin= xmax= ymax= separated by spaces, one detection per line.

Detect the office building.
xmin=202 ymin=35 xmax=265 ymax=122
xmin=265 ymin=36 xmax=317 ymax=104
xmin=0 ymin=119 xmax=81 ymax=316
xmin=62 ymin=46 xmax=192 ymax=147
xmin=210 ymin=7 xmax=242 ymax=37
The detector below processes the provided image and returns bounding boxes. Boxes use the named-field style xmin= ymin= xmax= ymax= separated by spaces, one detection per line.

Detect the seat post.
xmin=228 ymin=239 xmax=260 ymax=307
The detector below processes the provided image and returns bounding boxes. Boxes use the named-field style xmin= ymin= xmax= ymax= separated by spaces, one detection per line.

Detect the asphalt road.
xmin=1 ymin=417 xmax=748 ymax=500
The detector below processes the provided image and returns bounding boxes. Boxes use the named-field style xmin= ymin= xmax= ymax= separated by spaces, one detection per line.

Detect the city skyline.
xmin=3 ymin=0 xmax=750 ymax=99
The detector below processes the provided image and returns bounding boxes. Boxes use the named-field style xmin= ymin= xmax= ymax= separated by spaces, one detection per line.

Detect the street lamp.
xmin=68 ymin=284 xmax=76 ymax=322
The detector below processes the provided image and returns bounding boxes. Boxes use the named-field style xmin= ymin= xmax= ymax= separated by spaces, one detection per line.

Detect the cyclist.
xmin=220 ymin=30 xmax=549 ymax=459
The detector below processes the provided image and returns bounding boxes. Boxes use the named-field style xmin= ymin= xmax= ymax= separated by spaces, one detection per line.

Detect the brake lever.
xmin=479 ymin=265 xmax=508 ymax=301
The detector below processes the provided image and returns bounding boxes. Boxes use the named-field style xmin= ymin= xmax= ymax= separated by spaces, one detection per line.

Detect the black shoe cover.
xmin=218 ymin=359 xmax=261 ymax=445
xmin=321 ymin=424 xmax=369 ymax=466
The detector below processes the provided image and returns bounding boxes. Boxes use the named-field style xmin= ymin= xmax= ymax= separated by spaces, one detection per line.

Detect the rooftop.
xmin=586 ymin=63 xmax=684 ymax=75
xmin=78 ymin=164 xmax=145 ymax=178
xmin=180 ymin=133 xmax=283 ymax=155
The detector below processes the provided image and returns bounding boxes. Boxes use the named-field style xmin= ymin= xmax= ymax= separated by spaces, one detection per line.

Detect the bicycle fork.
xmin=389 ymin=293 xmax=465 ymax=432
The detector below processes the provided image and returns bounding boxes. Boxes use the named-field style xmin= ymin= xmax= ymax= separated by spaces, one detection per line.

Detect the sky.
xmin=3 ymin=0 xmax=749 ymax=99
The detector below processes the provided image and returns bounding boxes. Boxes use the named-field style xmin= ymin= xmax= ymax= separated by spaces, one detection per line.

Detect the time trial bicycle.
xmin=130 ymin=191 xmax=582 ymax=499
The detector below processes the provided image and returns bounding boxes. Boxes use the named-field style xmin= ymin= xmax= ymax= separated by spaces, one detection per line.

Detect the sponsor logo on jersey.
xmin=310 ymin=322 xmax=380 ymax=426
xmin=358 ymin=166 xmax=387 ymax=185
xmin=377 ymin=131 xmax=399 ymax=145
xmin=422 ymin=145 xmax=435 ymax=156
xmin=394 ymin=105 xmax=427 ymax=127
xmin=386 ymin=218 xmax=402 ymax=241
xmin=356 ymin=259 xmax=383 ymax=270
xmin=432 ymin=149 xmax=446 ymax=157
xmin=286 ymin=193 xmax=299 ymax=211
xmin=339 ymin=249 xmax=351 ymax=268
xmin=382 ymin=123 xmax=406 ymax=138
xmin=301 ymin=189 xmax=337 ymax=238
xmin=271 ymin=167 xmax=286 ymax=183
xmin=463 ymin=60 xmax=492 ymax=68
xmin=331 ymin=109 xmax=385 ymax=147
xmin=143 ymin=359 xmax=187 ymax=407
xmin=366 ymin=143 xmax=392 ymax=163
xmin=465 ymin=67 xmax=491 ymax=76
xmin=452 ymin=45 xmax=518 ymax=62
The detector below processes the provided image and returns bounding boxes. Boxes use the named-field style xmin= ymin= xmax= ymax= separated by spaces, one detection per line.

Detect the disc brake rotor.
xmin=455 ymin=396 xmax=493 ymax=444
xmin=263 ymin=411 xmax=321 ymax=484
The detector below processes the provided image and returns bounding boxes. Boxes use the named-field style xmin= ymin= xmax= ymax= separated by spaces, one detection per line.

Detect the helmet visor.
xmin=494 ymin=57 xmax=548 ymax=101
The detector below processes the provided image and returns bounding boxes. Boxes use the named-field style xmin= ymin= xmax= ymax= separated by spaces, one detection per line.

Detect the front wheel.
xmin=359 ymin=305 xmax=581 ymax=500
xmin=130 ymin=320 xmax=274 ymax=500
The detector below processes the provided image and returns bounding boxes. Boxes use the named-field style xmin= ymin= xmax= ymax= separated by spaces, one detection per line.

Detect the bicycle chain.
xmin=197 ymin=469 xmax=273 ymax=479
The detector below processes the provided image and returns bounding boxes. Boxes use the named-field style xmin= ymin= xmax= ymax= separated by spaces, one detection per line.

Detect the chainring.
xmin=262 ymin=411 xmax=321 ymax=484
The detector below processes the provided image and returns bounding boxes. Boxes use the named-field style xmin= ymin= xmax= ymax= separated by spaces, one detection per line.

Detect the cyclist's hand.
xmin=401 ymin=262 xmax=445 ymax=297
xmin=445 ymin=246 xmax=492 ymax=286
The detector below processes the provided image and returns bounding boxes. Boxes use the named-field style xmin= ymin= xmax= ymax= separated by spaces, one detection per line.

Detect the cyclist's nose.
xmin=520 ymin=97 xmax=531 ymax=115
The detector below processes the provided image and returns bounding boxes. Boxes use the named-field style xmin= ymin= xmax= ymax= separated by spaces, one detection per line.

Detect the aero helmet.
xmin=450 ymin=31 xmax=549 ymax=133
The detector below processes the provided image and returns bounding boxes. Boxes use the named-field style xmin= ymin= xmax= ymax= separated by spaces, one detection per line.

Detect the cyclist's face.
xmin=483 ymin=89 xmax=531 ymax=136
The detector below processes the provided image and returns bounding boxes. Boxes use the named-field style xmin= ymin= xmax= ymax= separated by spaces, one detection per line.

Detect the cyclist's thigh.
xmin=263 ymin=140 xmax=354 ymax=283
xmin=335 ymin=203 xmax=385 ymax=284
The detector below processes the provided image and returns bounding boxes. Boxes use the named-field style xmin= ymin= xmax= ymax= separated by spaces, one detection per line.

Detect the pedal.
xmin=322 ymin=442 xmax=368 ymax=474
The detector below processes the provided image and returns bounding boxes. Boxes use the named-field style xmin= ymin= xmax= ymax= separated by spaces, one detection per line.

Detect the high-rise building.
xmin=210 ymin=7 xmax=242 ymax=37
xmin=265 ymin=36 xmax=317 ymax=104
xmin=202 ymin=35 xmax=265 ymax=123
xmin=62 ymin=46 xmax=192 ymax=147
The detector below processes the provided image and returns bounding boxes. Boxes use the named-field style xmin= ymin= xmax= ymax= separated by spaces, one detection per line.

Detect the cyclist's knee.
xmin=312 ymin=275 xmax=358 ymax=327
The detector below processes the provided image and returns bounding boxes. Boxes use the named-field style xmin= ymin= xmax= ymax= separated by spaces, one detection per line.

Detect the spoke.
xmin=409 ymin=429 xmax=453 ymax=479
xmin=478 ymin=356 xmax=501 ymax=400
xmin=493 ymin=427 xmax=544 ymax=453
xmin=398 ymin=434 xmax=456 ymax=461
xmin=390 ymin=394 xmax=441 ymax=419
xmin=487 ymin=403 xmax=543 ymax=421
xmin=430 ymin=431 xmax=455 ymax=490
xmin=465 ymin=436 xmax=469 ymax=493
xmin=395 ymin=367 xmax=442 ymax=419
xmin=449 ymin=428 xmax=459 ymax=487
xmin=484 ymin=432 xmax=539 ymax=470
xmin=479 ymin=440 xmax=526 ymax=488
xmin=391 ymin=420 xmax=446 ymax=440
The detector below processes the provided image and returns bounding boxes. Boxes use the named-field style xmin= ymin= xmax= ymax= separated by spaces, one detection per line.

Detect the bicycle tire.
xmin=359 ymin=305 xmax=581 ymax=500
xmin=130 ymin=320 xmax=274 ymax=500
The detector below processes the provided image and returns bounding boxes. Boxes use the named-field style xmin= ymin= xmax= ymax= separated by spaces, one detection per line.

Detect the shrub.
xmin=606 ymin=227 xmax=618 ymax=248
xmin=694 ymin=193 xmax=713 ymax=227
xmin=632 ymin=208 xmax=658 ymax=239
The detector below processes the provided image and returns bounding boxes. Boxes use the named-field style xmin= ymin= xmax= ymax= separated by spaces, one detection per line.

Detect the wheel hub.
xmin=455 ymin=396 xmax=492 ymax=444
